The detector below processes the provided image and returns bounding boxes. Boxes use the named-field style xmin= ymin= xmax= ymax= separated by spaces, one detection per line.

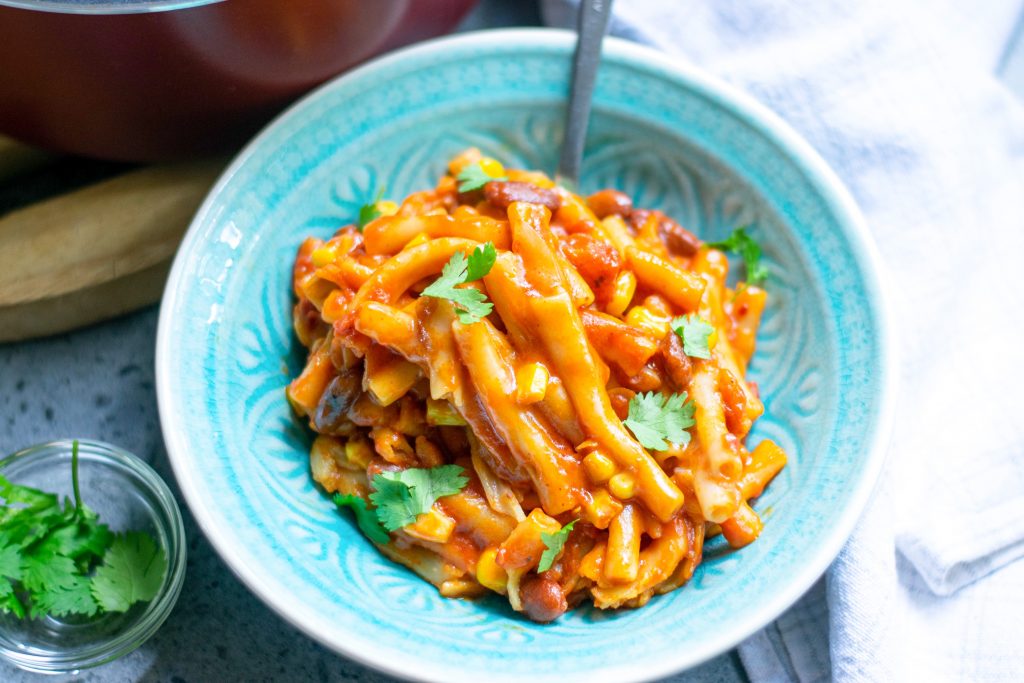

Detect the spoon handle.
xmin=558 ymin=0 xmax=614 ymax=187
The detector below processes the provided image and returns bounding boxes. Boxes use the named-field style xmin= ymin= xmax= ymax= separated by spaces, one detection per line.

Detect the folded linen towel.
xmin=542 ymin=1 xmax=1024 ymax=680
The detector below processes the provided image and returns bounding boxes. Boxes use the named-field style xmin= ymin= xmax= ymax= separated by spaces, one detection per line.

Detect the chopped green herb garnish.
xmin=707 ymin=227 xmax=768 ymax=286
xmin=671 ymin=314 xmax=714 ymax=360
xmin=368 ymin=465 xmax=469 ymax=532
xmin=356 ymin=187 xmax=387 ymax=231
xmin=623 ymin=391 xmax=696 ymax=451
xmin=421 ymin=243 xmax=497 ymax=324
xmin=456 ymin=162 xmax=506 ymax=192
xmin=332 ymin=493 xmax=390 ymax=545
xmin=538 ymin=520 xmax=577 ymax=572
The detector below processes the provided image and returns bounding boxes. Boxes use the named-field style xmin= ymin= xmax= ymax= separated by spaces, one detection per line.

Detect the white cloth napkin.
xmin=542 ymin=1 xmax=1024 ymax=680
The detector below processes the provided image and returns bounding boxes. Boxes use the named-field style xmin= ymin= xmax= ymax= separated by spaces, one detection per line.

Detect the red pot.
xmin=0 ymin=0 xmax=477 ymax=161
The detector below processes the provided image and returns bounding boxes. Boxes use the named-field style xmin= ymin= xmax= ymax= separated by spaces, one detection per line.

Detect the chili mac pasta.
xmin=286 ymin=149 xmax=787 ymax=622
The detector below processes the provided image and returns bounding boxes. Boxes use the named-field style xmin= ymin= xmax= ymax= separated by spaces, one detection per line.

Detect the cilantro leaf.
xmin=707 ymin=227 xmax=768 ymax=286
xmin=91 ymin=532 xmax=167 ymax=613
xmin=456 ymin=162 xmax=507 ymax=192
xmin=45 ymin=506 xmax=112 ymax=563
xmin=332 ymin=494 xmax=390 ymax=545
xmin=624 ymin=391 xmax=696 ymax=451
xmin=421 ymin=244 xmax=496 ymax=324
xmin=425 ymin=251 xmax=468 ymax=291
xmin=357 ymin=204 xmax=382 ymax=230
xmin=538 ymin=520 xmax=577 ymax=572
xmin=356 ymin=187 xmax=387 ymax=231
xmin=30 ymin=573 xmax=97 ymax=619
xmin=466 ymin=242 xmax=497 ymax=281
xmin=0 ymin=543 xmax=20 ymax=581
xmin=0 ymin=587 xmax=24 ymax=618
xmin=368 ymin=465 xmax=469 ymax=532
xmin=0 ymin=542 xmax=22 ymax=613
xmin=671 ymin=314 xmax=714 ymax=359
xmin=0 ymin=475 xmax=61 ymax=519
xmin=368 ymin=476 xmax=418 ymax=532
xmin=21 ymin=550 xmax=78 ymax=594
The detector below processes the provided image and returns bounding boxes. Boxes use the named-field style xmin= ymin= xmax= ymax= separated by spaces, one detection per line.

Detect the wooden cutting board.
xmin=0 ymin=137 xmax=225 ymax=342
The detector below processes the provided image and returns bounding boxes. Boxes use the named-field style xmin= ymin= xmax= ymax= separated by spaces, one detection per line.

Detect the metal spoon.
xmin=557 ymin=0 xmax=615 ymax=189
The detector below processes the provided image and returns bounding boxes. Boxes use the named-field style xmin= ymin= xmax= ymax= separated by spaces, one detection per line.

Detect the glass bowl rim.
xmin=0 ymin=439 xmax=187 ymax=673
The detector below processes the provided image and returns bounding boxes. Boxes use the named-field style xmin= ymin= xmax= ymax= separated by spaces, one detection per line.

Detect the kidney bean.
xmin=630 ymin=209 xmax=701 ymax=257
xmin=718 ymin=368 xmax=750 ymax=436
xmin=607 ymin=387 xmax=636 ymax=421
xmin=586 ymin=189 xmax=633 ymax=218
xmin=484 ymin=181 xmax=561 ymax=211
xmin=660 ymin=332 xmax=693 ymax=391
xmin=312 ymin=370 xmax=361 ymax=433
xmin=660 ymin=217 xmax=701 ymax=257
xmin=519 ymin=575 xmax=568 ymax=623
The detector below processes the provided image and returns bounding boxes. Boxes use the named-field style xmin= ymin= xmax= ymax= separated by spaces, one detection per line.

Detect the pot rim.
xmin=0 ymin=0 xmax=221 ymax=15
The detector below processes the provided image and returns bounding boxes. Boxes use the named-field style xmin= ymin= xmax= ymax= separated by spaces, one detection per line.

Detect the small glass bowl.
xmin=0 ymin=439 xmax=186 ymax=674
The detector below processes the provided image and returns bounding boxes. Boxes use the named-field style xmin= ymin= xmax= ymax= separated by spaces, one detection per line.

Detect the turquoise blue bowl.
xmin=156 ymin=29 xmax=895 ymax=682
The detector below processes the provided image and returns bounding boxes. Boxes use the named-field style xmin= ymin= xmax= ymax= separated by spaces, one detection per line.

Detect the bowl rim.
xmin=0 ymin=439 xmax=188 ymax=673
xmin=156 ymin=27 xmax=897 ymax=682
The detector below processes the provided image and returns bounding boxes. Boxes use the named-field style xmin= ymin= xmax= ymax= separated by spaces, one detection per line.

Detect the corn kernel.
xmin=606 ymin=270 xmax=636 ymax=317
xmin=344 ymin=438 xmax=374 ymax=469
xmin=479 ymin=157 xmax=505 ymax=178
xmin=426 ymin=398 xmax=467 ymax=426
xmin=624 ymin=305 xmax=670 ymax=338
xmin=609 ymin=472 xmax=636 ymax=500
xmin=404 ymin=507 xmax=456 ymax=544
xmin=583 ymin=451 xmax=616 ymax=484
xmin=311 ymin=245 xmax=336 ymax=267
xmin=377 ymin=200 xmax=399 ymax=216
xmin=404 ymin=232 xmax=430 ymax=249
xmin=707 ymin=326 xmax=719 ymax=350
xmin=476 ymin=547 xmax=508 ymax=594
xmin=515 ymin=362 xmax=549 ymax=404
xmin=583 ymin=488 xmax=623 ymax=530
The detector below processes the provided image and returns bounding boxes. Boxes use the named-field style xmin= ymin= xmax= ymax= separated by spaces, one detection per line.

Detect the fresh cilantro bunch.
xmin=333 ymin=464 xmax=469 ymax=541
xmin=624 ymin=392 xmax=696 ymax=451
xmin=421 ymin=243 xmax=497 ymax=324
xmin=707 ymin=227 xmax=768 ymax=286
xmin=0 ymin=441 xmax=167 ymax=619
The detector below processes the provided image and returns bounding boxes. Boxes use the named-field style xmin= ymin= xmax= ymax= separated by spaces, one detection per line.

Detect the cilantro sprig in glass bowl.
xmin=0 ymin=439 xmax=186 ymax=673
